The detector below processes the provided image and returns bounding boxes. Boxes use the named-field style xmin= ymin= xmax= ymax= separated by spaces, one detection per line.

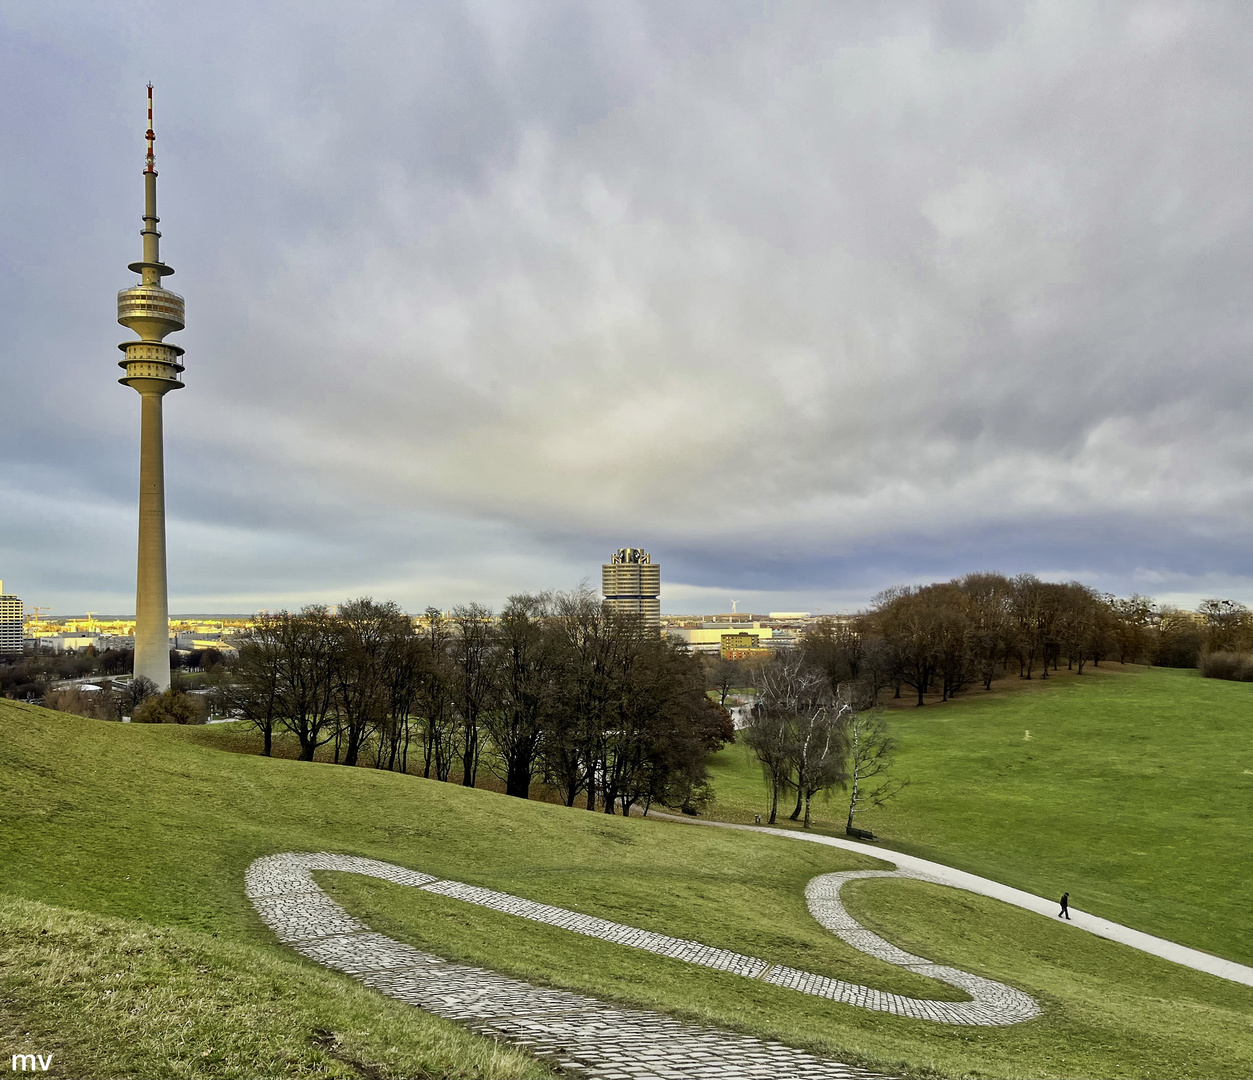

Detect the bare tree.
xmin=844 ymin=705 xmax=907 ymax=835
xmin=1110 ymin=594 xmax=1155 ymax=665
xmin=543 ymin=586 xmax=618 ymax=809
xmin=376 ymin=616 xmax=422 ymax=773
xmin=451 ymin=603 xmax=496 ymax=787
xmin=274 ymin=606 xmax=339 ymax=761
xmin=749 ymin=652 xmax=846 ymax=828
xmin=416 ymin=608 xmax=458 ymax=781
xmin=1198 ymin=598 xmax=1253 ymax=655
xmin=932 ymin=591 xmax=975 ymax=701
xmin=484 ymin=593 xmax=553 ymax=798
xmin=601 ymin=630 xmax=704 ymax=816
xmin=1010 ymin=574 xmax=1048 ymax=678
xmin=800 ymin=615 xmax=865 ymax=688
xmin=743 ymin=699 xmax=791 ymax=824
xmin=229 ymin=619 xmax=283 ymax=755
xmin=876 ymin=588 xmax=938 ymax=705
xmin=1090 ymin=595 xmax=1117 ymax=666
xmin=1154 ymin=606 xmax=1203 ymax=668
xmin=957 ymin=572 xmax=1015 ymax=689
xmin=858 ymin=636 xmax=897 ymax=705
xmin=330 ymin=599 xmax=402 ymax=766
xmin=119 ymin=675 xmax=158 ymax=715
xmin=1054 ymin=582 xmax=1101 ymax=673
xmin=792 ymin=695 xmax=847 ymax=828
xmin=703 ymin=653 xmax=743 ymax=708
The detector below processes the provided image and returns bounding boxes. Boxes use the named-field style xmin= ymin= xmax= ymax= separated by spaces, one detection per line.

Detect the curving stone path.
xmin=648 ymin=813 xmax=1253 ymax=990
xmin=248 ymin=853 xmax=893 ymax=1080
xmin=803 ymin=871 xmax=1037 ymax=1024
xmin=247 ymin=851 xmax=1042 ymax=1080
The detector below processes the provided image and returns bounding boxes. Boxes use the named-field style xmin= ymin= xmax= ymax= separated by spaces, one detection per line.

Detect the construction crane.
xmin=27 ymin=607 xmax=51 ymax=635
xmin=84 ymin=611 xmax=98 ymax=632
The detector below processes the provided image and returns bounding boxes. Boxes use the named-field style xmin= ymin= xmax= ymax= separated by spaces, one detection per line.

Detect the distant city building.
xmin=98 ymin=634 xmax=139 ymax=652
xmin=719 ymin=631 xmax=773 ymax=662
xmin=26 ymin=631 xmax=146 ymax=654
xmin=50 ymin=635 xmax=102 ymax=652
xmin=602 ymin=548 xmax=661 ymax=630
xmin=0 ymin=581 xmax=23 ymax=654
xmin=667 ymin=621 xmax=776 ymax=653
xmin=175 ymin=630 xmax=226 ymax=650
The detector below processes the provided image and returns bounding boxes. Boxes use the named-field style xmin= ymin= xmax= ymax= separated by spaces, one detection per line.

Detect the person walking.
xmin=1059 ymin=892 xmax=1071 ymax=920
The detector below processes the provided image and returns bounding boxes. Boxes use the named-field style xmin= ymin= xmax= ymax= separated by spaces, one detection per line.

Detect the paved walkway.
xmin=249 ymin=851 xmax=1036 ymax=1026
xmin=648 ymin=813 xmax=1253 ymax=989
xmin=248 ymin=852 xmax=896 ymax=1080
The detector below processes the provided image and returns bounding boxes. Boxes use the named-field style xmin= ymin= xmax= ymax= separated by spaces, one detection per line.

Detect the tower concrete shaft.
xmin=118 ymin=85 xmax=185 ymax=692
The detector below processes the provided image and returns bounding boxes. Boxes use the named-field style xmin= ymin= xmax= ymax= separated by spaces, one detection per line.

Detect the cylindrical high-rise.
xmin=602 ymin=548 xmax=661 ymax=631
xmin=118 ymin=85 xmax=185 ymax=692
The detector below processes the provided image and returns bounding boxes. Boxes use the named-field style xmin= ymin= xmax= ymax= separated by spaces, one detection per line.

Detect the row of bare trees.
xmin=796 ymin=573 xmax=1245 ymax=707
xmin=1 ymin=647 xmax=139 ymax=701
xmin=872 ymin=574 xmax=1114 ymax=705
xmin=227 ymin=588 xmax=733 ymax=812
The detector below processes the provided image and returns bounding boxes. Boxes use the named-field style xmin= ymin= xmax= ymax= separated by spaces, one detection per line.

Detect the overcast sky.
xmin=3 ymin=1 xmax=1253 ymax=616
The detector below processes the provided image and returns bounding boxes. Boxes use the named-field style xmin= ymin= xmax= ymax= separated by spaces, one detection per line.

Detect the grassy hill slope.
xmin=2 ymin=698 xmax=1252 ymax=1079
xmin=0 ymin=892 xmax=546 ymax=1080
xmin=707 ymin=665 xmax=1253 ymax=965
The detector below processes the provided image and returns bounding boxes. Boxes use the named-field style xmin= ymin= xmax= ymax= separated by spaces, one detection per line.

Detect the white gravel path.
xmin=648 ymin=813 xmax=1253 ymax=988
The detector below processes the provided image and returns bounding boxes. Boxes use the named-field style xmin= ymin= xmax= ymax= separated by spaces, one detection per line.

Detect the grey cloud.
xmin=4 ymin=1 xmax=1253 ymax=615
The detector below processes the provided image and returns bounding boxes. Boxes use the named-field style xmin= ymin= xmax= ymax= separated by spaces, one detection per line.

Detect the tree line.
xmin=1 ymin=647 xmax=137 ymax=701
xmin=793 ymin=573 xmax=1250 ymax=707
xmin=0 ymin=645 xmax=221 ymax=703
xmin=735 ymin=573 xmax=1253 ymax=834
xmin=39 ymin=674 xmax=210 ymax=724
xmin=227 ymin=588 xmax=733 ymax=813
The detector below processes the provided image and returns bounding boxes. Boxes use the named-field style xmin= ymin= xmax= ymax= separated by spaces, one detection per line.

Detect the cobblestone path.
xmin=247 ymin=852 xmax=1041 ymax=1078
xmin=652 ymin=812 xmax=1253 ymax=990
xmin=802 ymin=870 xmax=1038 ymax=1024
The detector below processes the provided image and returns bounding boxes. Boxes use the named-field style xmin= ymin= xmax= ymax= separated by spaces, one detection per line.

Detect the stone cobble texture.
xmin=246 ymin=852 xmax=1041 ymax=1078
xmin=803 ymin=871 xmax=1040 ymax=1025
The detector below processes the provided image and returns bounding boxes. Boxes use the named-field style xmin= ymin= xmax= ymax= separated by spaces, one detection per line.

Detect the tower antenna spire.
xmin=145 ymin=82 xmax=156 ymax=174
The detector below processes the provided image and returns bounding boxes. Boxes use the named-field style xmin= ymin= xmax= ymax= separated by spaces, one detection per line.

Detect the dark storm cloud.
xmin=3 ymin=1 xmax=1253 ymax=614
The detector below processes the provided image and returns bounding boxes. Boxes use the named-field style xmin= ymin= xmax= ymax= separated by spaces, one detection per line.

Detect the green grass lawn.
xmin=0 ymin=893 xmax=545 ymax=1080
xmin=706 ymin=664 xmax=1253 ymax=967
xmin=2 ymin=695 xmax=1252 ymax=1078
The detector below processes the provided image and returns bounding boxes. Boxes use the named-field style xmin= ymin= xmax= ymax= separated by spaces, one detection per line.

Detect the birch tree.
xmin=747 ymin=652 xmax=846 ymax=827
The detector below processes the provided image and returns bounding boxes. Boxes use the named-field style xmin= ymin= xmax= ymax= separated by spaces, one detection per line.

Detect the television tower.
xmin=117 ymin=85 xmax=185 ymax=691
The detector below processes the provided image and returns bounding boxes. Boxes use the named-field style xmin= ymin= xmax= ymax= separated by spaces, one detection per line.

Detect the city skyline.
xmin=5 ymin=4 xmax=1253 ymax=616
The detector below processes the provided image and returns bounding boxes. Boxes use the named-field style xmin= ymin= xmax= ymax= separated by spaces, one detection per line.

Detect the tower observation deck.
xmin=118 ymin=85 xmax=184 ymax=691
